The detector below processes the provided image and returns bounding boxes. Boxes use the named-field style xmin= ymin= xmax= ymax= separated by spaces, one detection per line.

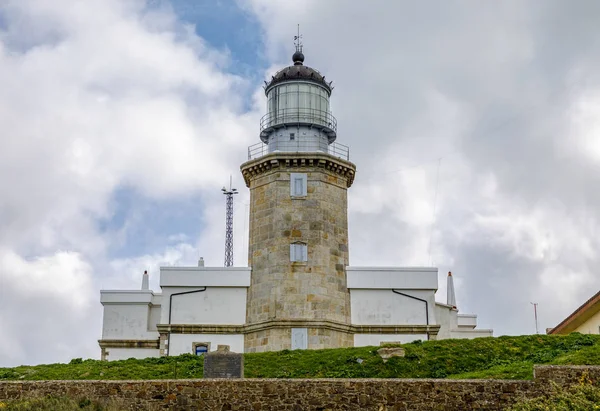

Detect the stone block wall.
xmin=245 ymin=326 xmax=354 ymax=353
xmin=533 ymin=364 xmax=600 ymax=384
xmin=1 ymin=366 xmax=599 ymax=410
xmin=241 ymin=152 xmax=357 ymax=352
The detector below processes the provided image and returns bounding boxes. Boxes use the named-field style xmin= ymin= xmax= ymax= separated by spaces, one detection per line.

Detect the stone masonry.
xmin=2 ymin=366 xmax=599 ymax=411
xmin=241 ymin=152 xmax=356 ymax=352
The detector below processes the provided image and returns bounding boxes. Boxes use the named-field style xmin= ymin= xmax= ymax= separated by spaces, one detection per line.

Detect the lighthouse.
xmin=241 ymin=40 xmax=356 ymax=352
xmin=98 ymin=35 xmax=493 ymax=362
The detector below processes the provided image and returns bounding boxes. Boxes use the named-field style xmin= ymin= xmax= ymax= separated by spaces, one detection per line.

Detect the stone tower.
xmin=241 ymin=45 xmax=356 ymax=352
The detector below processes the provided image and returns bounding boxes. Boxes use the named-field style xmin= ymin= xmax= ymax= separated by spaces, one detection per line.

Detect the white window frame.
xmin=290 ymin=173 xmax=307 ymax=197
xmin=290 ymin=242 xmax=307 ymax=262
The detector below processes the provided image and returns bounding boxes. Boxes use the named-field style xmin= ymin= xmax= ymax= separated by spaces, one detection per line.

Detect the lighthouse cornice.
xmin=240 ymin=152 xmax=356 ymax=188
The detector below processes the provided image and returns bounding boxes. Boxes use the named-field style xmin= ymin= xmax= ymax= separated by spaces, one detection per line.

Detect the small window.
xmin=290 ymin=243 xmax=307 ymax=262
xmin=193 ymin=342 xmax=210 ymax=356
xmin=290 ymin=133 xmax=295 ymax=141
xmin=290 ymin=173 xmax=307 ymax=197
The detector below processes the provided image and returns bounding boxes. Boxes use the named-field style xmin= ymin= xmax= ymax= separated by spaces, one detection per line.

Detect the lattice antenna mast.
xmin=222 ymin=176 xmax=238 ymax=267
xmin=294 ymin=24 xmax=303 ymax=52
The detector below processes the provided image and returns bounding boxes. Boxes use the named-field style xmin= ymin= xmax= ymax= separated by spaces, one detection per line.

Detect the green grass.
xmin=0 ymin=355 xmax=204 ymax=381
xmin=1 ymin=396 xmax=123 ymax=410
xmin=508 ymin=379 xmax=600 ymax=410
xmin=244 ymin=333 xmax=600 ymax=379
xmin=1 ymin=334 xmax=599 ymax=381
xmin=449 ymin=336 xmax=600 ymax=380
xmin=551 ymin=342 xmax=600 ymax=365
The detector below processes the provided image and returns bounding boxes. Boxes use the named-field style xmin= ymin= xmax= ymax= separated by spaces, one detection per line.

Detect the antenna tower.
xmin=530 ymin=302 xmax=539 ymax=334
xmin=222 ymin=176 xmax=238 ymax=267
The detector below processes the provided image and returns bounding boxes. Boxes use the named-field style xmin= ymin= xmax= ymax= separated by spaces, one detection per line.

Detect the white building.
xmin=99 ymin=268 xmax=490 ymax=360
xmin=99 ymin=43 xmax=492 ymax=361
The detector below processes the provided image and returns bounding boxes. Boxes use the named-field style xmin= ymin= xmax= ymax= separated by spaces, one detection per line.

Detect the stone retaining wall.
xmin=1 ymin=365 xmax=599 ymax=410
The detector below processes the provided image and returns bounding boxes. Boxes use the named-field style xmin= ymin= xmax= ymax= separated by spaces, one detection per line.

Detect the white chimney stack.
xmin=447 ymin=271 xmax=456 ymax=309
xmin=198 ymin=257 xmax=204 ymax=267
xmin=141 ymin=270 xmax=149 ymax=290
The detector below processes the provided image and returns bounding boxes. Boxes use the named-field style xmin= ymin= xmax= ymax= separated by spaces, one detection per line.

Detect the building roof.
xmin=548 ymin=290 xmax=600 ymax=334
xmin=264 ymin=52 xmax=333 ymax=95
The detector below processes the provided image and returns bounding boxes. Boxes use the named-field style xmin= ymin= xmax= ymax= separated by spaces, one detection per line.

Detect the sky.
xmin=1 ymin=0 xmax=600 ymax=367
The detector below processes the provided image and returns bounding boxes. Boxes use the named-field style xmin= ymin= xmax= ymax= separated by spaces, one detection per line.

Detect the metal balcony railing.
xmin=259 ymin=108 xmax=337 ymax=134
xmin=248 ymin=138 xmax=350 ymax=161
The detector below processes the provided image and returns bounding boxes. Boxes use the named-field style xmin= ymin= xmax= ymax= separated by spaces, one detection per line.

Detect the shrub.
xmin=509 ymin=373 xmax=600 ymax=411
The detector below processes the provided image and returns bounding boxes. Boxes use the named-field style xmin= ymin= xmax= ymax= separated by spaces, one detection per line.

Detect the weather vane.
xmin=294 ymin=24 xmax=303 ymax=52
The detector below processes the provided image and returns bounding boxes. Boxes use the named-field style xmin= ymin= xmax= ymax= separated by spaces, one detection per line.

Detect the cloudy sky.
xmin=1 ymin=0 xmax=599 ymax=367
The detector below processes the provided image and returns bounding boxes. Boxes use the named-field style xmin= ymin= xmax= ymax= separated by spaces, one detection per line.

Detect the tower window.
xmin=290 ymin=133 xmax=295 ymax=141
xmin=290 ymin=243 xmax=307 ymax=262
xmin=290 ymin=173 xmax=307 ymax=197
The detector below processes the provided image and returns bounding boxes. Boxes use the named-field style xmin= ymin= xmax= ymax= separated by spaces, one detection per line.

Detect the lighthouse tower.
xmin=241 ymin=41 xmax=356 ymax=352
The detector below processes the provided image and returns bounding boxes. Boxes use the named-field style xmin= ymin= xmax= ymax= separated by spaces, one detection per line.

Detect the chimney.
xmin=447 ymin=271 xmax=457 ymax=309
xmin=198 ymin=257 xmax=205 ymax=267
xmin=141 ymin=270 xmax=149 ymax=290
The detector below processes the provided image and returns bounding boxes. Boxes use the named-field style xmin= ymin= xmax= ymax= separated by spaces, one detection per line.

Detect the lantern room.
xmin=259 ymin=50 xmax=337 ymax=153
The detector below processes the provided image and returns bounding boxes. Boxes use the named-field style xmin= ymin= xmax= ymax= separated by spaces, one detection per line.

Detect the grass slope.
xmin=1 ymin=334 xmax=599 ymax=381
xmin=508 ymin=379 xmax=600 ymax=411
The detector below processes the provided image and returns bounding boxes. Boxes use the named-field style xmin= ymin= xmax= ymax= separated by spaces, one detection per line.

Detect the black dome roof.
xmin=264 ymin=53 xmax=332 ymax=95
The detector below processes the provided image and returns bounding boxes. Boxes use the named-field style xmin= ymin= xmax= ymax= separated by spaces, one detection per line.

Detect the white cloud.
xmin=106 ymin=242 xmax=200 ymax=291
xmin=570 ymin=92 xmax=600 ymax=162
xmin=0 ymin=248 xmax=97 ymax=365
xmin=0 ymin=0 xmax=259 ymax=366
xmin=0 ymin=249 xmax=93 ymax=306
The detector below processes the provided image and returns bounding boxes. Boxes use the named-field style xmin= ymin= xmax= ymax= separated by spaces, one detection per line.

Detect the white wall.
xmin=449 ymin=329 xmax=493 ymax=339
xmin=574 ymin=309 xmax=600 ymax=334
xmin=346 ymin=267 xmax=438 ymax=290
xmin=435 ymin=303 xmax=493 ymax=339
xmin=160 ymin=267 xmax=251 ymax=287
xmin=354 ymin=334 xmax=427 ymax=347
xmin=151 ymin=294 xmax=162 ymax=305
xmin=457 ymin=314 xmax=477 ymax=329
xmin=104 ymin=348 xmax=160 ymax=361
xmin=101 ymin=304 xmax=158 ymax=340
xmin=148 ymin=305 xmax=161 ymax=331
xmin=434 ymin=303 xmax=456 ymax=339
xmin=160 ymin=287 xmax=247 ymax=325
xmin=350 ymin=289 xmax=436 ymax=325
xmin=158 ymin=266 xmax=249 ymax=326
xmin=101 ymin=290 xmax=153 ymax=304
xmin=168 ymin=334 xmax=244 ymax=355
